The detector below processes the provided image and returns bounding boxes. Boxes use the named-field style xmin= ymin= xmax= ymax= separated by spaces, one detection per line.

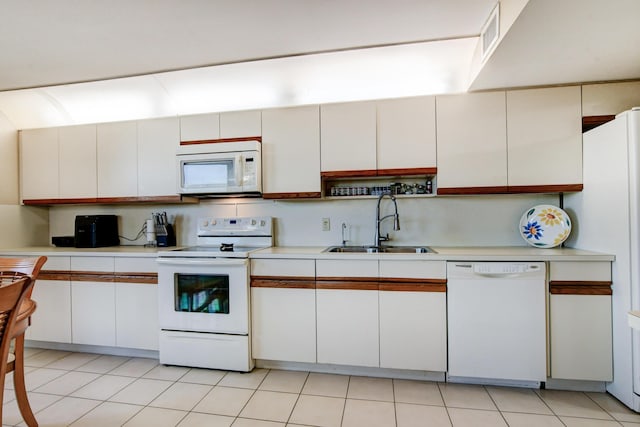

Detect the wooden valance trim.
xmin=321 ymin=170 xmax=378 ymax=179
xmin=321 ymin=168 xmax=435 ymax=180
xmin=23 ymin=195 xmax=198 ymax=206
xmin=437 ymin=186 xmax=510 ymax=195
xmin=550 ymin=280 xmax=612 ymax=295
xmin=180 ymin=137 xmax=261 ymax=145
xmin=508 ymin=184 xmax=583 ymax=194
xmin=437 ymin=184 xmax=582 ymax=195
xmin=583 ymin=115 xmax=616 ymax=132
xmin=376 ymin=167 xmax=437 ymax=177
xmin=261 ymin=192 xmax=322 ymax=200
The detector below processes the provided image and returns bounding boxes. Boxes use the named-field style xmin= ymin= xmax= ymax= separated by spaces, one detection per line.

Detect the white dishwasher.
xmin=447 ymin=262 xmax=547 ymax=384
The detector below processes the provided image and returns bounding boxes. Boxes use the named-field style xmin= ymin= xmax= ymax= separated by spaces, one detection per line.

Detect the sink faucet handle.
xmin=341 ymin=222 xmax=350 ymax=246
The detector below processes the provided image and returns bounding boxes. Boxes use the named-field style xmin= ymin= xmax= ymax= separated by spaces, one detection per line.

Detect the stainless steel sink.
xmin=323 ymin=245 xmax=436 ymax=254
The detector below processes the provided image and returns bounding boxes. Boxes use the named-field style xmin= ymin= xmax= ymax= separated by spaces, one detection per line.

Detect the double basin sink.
xmin=323 ymin=245 xmax=436 ymax=254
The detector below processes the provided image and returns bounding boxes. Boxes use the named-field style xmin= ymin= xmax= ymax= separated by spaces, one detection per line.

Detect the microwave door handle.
xmin=235 ymin=154 xmax=243 ymax=187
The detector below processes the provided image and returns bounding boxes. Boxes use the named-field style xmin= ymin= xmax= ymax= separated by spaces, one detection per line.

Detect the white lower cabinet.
xmin=550 ymin=294 xmax=612 ymax=381
xmin=548 ymin=261 xmax=613 ymax=381
xmin=316 ymin=288 xmax=379 ymax=367
xmin=22 ymin=254 xmax=159 ymax=352
xmin=252 ymin=287 xmax=316 ymax=362
xmin=316 ymin=259 xmax=379 ymax=367
xmin=115 ymin=283 xmax=158 ymax=350
xmin=26 ymin=256 xmax=72 ymax=343
xmin=250 ymin=259 xmax=316 ymax=363
xmin=379 ymin=291 xmax=446 ymax=371
xmin=71 ymin=280 xmax=116 ymax=346
xmin=114 ymin=257 xmax=159 ymax=350
xmin=27 ymin=280 xmax=72 ymax=343
xmin=379 ymin=260 xmax=447 ymax=372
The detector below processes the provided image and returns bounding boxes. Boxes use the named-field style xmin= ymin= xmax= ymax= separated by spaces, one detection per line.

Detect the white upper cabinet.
xmin=261 ymin=105 xmax=320 ymax=196
xmin=377 ymin=96 xmax=436 ymax=170
xmin=180 ymin=113 xmax=220 ymax=142
xmin=321 ymin=101 xmax=377 ymax=172
xmin=58 ymin=125 xmax=97 ymax=199
xmin=507 ymin=86 xmax=582 ymax=187
xmin=20 ymin=127 xmax=59 ymax=200
xmin=137 ymin=117 xmax=180 ymax=197
xmin=436 ymin=92 xmax=508 ymax=190
xmin=220 ymin=110 xmax=262 ymax=138
xmin=97 ymin=121 xmax=138 ymax=198
xmin=179 ymin=110 xmax=261 ymax=141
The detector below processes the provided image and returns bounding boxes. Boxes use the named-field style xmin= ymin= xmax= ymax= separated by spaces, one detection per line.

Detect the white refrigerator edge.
xmin=565 ymin=107 xmax=640 ymax=411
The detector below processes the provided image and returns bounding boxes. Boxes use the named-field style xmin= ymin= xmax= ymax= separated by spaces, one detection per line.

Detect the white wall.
xmin=0 ymin=112 xmax=50 ymax=248
xmin=48 ymin=193 xmax=560 ymax=248
xmin=0 ymin=111 xmax=19 ymax=204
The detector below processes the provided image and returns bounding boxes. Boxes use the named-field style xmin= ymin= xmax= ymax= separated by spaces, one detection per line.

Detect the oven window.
xmin=174 ymin=274 xmax=230 ymax=314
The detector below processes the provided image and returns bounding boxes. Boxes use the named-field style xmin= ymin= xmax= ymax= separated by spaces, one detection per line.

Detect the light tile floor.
xmin=2 ymin=348 xmax=640 ymax=426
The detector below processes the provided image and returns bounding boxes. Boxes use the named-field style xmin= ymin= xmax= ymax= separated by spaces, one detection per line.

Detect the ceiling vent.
xmin=480 ymin=4 xmax=500 ymax=60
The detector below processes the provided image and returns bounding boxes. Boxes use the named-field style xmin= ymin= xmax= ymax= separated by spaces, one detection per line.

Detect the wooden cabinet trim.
xmin=41 ymin=270 xmax=158 ymax=284
xmin=180 ymin=137 xmax=261 ymax=145
xmin=114 ymin=273 xmax=158 ymax=284
xmin=379 ymin=282 xmax=446 ymax=292
xmin=316 ymin=280 xmax=379 ymax=291
xmin=550 ymin=280 xmax=612 ymax=295
xmin=251 ymin=277 xmax=316 ymax=289
xmin=262 ymin=192 xmax=322 ymax=200
xmin=71 ymin=272 xmax=115 ymax=282
xmin=39 ymin=270 xmax=72 ymax=281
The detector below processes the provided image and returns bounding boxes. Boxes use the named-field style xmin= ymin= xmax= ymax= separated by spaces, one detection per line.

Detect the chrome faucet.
xmin=374 ymin=193 xmax=400 ymax=248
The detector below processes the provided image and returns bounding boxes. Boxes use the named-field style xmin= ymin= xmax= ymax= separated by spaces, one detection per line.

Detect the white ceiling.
xmin=0 ymin=0 xmax=639 ymax=129
xmin=0 ymin=0 xmax=495 ymax=91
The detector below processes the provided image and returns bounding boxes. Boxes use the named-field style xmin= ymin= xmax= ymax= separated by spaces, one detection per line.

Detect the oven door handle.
xmin=157 ymin=258 xmax=248 ymax=267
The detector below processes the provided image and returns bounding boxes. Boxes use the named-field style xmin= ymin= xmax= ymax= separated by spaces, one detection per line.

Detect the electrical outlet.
xmin=321 ymin=217 xmax=330 ymax=231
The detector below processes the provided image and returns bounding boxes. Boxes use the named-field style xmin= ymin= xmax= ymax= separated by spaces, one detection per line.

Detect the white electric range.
xmin=157 ymin=216 xmax=272 ymax=371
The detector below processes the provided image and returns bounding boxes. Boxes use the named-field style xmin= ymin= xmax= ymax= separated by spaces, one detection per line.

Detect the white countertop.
xmin=0 ymin=246 xmax=166 ymax=257
xmin=251 ymin=246 xmax=614 ymax=261
xmin=0 ymin=245 xmax=614 ymax=261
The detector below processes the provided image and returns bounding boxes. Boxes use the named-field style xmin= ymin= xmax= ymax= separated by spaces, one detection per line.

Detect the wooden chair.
xmin=0 ymin=275 xmax=35 ymax=426
xmin=0 ymin=256 xmax=47 ymax=427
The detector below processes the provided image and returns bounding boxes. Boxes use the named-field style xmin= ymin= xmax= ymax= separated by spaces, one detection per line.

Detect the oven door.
xmin=157 ymin=257 xmax=249 ymax=335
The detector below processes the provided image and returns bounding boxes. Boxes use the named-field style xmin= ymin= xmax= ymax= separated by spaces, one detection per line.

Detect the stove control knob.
xmin=201 ymin=220 xmax=209 ymax=227
xmin=211 ymin=219 xmax=217 ymax=226
xmin=251 ymin=219 xmax=256 ymax=225
xmin=260 ymin=220 xmax=266 ymax=227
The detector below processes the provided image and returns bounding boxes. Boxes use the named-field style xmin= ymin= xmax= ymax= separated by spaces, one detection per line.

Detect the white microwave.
xmin=176 ymin=141 xmax=262 ymax=197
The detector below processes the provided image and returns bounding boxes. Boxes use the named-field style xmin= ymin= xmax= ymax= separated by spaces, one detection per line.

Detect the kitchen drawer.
xmin=379 ymin=260 xmax=445 ymax=279
xmin=115 ymin=257 xmax=158 ymax=273
xmin=316 ymin=259 xmax=377 ymax=278
xmin=549 ymin=261 xmax=611 ymax=281
xmin=251 ymin=259 xmax=314 ymax=277
xmin=71 ymin=256 xmax=114 ymax=272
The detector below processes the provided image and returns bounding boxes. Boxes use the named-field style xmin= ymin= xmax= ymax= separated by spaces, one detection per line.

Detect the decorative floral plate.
xmin=519 ymin=205 xmax=572 ymax=248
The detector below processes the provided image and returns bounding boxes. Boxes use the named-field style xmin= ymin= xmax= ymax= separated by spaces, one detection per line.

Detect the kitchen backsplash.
xmin=48 ymin=194 xmax=560 ymax=247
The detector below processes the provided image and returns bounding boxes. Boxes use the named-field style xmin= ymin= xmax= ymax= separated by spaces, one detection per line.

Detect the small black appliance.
xmin=74 ymin=215 xmax=120 ymax=248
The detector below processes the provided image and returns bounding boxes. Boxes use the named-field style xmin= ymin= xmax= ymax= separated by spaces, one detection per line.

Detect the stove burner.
xmin=220 ymin=243 xmax=234 ymax=252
